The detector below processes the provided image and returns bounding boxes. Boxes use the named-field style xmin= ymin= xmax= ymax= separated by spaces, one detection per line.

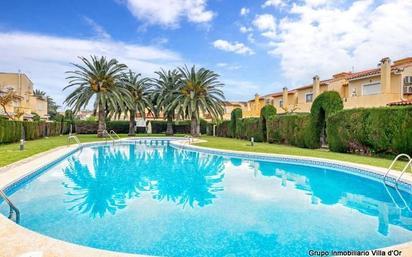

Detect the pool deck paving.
xmin=0 ymin=138 xmax=412 ymax=257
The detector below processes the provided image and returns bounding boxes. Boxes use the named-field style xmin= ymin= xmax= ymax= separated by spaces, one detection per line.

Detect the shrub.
xmin=327 ymin=106 xmax=412 ymax=155
xmin=75 ymin=121 xmax=98 ymax=134
xmin=308 ymin=91 xmax=344 ymax=148
xmin=267 ymin=114 xmax=311 ymax=148
xmin=238 ymin=117 xmax=263 ymax=142
xmin=216 ymin=120 xmax=230 ymax=137
xmin=230 ymin=108 xmax=242 ymax=138
xmin=260 ymin=105 xmax=277 ymax=142
xmin=0 ymin=120 xmax=22 ymax=143
xmin=107 ymin=121 xmax=129 ymax=133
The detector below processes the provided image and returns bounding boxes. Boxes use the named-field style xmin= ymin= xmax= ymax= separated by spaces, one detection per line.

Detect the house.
xmin=225 ymin=57 xmax=412 ymax=118
xmin=0 ymin=72 xmax=48 ymax=120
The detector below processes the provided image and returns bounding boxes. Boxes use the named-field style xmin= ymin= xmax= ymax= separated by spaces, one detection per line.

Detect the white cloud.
xmin=268 ymin=0 xmax=412 ymax=84
xmin=262 ymin=0 xmax=286 ymax=8
xmin=213 ymin=40 xmax=254 ymax=55
xmin=83 ymin=17 xmax=111 ymax=40
xmin=240 ymin=7 xmax=250 ymax=16
xmin=222 ymin=79 xmax=261 ymax=100
xmin=217 ymin=63 xmax=241 ymax=70
xmin=0 ymin=32 xmax=184 ymax=107
xmin=240 ymin=26 xmax=253 ymax=33
xmin=253 ymin=14 xmax=277 ymax=39
xmin=124 ymin=0 xmax=214 ymax=27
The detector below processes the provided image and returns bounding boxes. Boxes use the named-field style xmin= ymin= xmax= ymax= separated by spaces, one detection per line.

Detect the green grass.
xmin=0 ymin=134 xmax=182 ymax=167
xmin=198 ymin=136 xmax=407 ymax=171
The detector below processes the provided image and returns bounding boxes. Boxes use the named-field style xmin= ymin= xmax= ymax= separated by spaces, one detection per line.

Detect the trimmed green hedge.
xmin=236 ymin=118 xmax=263 ymax=142
xmin=0 ymin=120 xmax=68 ymax=144
xmin=260 ymin=105 xmax=277 ymax=142
xmin=216 ymin=120 xmax=230 ymax=137
xmin=74 ymin=119 xmax=209 ymax=135
xmin=230 ymin=108 xmax=242 ymax=138
xmin=267 ymin=114 xmax=311 ymax=148
xmin=308 ymin=91 xmax=344 ymax=148
xmin=327 ymin=107 xmax=412 ymax=155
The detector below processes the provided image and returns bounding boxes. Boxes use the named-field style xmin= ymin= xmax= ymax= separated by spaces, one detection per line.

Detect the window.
xmin=279 ymin=100 xmax=283 ymax=108
xmin=305 ymin=93 xmax=313 ymax=103
xmin=362 ymin=82 xmax=381 ymax=96
xmin=265 ymin=98 xmax=271 ymax=105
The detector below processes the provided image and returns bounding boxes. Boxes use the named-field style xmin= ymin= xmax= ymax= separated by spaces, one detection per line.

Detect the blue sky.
xmin=0 ymin=0 xmax=411 ymax=107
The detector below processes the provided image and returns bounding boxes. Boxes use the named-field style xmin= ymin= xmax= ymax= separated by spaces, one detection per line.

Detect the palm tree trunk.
xmin=196 ymin=121 xmax=200 ymax=136
xmin=165 ymin=115 xmax=173 ymax=136
xmin=191 ymin=116 xmax=197 ymax=137
xmin=97 ymin=101 xmax=106 ymax=137
xmin=128 ymin=110 xmax=136 ymax=136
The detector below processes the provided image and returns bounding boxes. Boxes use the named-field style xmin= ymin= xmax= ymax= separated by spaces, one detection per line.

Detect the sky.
xmin=0 ymin=0 xmax=412 ymax=108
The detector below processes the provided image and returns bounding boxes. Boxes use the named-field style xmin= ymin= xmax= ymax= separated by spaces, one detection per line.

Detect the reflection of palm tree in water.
xmin=153 ymin=149 xmax=225 ymax=208
xmin=63 ymin=144 xmax=225 ymax=217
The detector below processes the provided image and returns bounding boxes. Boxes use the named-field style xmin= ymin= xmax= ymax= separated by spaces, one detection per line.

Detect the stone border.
xmin=1 ymin=137 xmax=411 ymax=256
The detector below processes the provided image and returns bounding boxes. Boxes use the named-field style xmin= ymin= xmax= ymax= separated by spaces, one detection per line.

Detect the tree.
xmin=33 ymin=89 xmax=46 ymax=100
xmin=0 ymin=89 xmax=23 ymax=120
xmin=64 ymin=56 xmax=130 ymax=137
xmin=121 ymin=70 xmax=152 ymax=136
xmin=171 ymin=66 xmax=225 ymax=137
xmin=151 ymin=69 xmax=181 ymax=135
xmin=47 ymin=96 xmax=60 ymax=120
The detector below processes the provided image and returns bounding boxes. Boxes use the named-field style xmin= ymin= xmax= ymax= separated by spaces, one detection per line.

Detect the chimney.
xmin=380 ymin=57 xmax=391 ymax=94
xmin=282 ymin=87 xmax=288 ymax=109
xmin=254 ymin=93 xmax=260 ymax=111
xmin=313 ymin=75 xmax=320 ymax=97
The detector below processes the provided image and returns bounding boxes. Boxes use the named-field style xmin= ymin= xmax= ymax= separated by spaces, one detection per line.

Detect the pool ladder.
xmin=383 ymin=153 xmax=412 ymax=187
xmin=103 ymin=130 xmax=120 ymax=144
xmin=67 ymin=135 xmax=81 ymax=147
xmin=0 ymin=189 xmax=20 ymax=223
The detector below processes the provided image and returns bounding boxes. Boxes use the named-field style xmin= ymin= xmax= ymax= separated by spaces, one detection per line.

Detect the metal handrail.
xmin=102 ymin=130 xmax=115 ymax=144
xmin=67 ymin=135 xmax=81 ymax=147
xmin=109 ymin=130 xmax=121 ymax=140
xmin=0 ymin=189 xmax=20 ymax=223
xmin=383 ymin=153 xmax=412 ymax=186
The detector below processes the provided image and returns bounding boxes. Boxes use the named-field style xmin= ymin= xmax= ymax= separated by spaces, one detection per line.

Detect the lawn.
xmin=198 ymin=136 xmax=407 ymax=171
xmin=0 ymin=134 xmax=181 ymax=167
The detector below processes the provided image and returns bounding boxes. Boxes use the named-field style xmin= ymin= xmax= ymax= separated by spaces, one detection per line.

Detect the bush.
xmin=0 ymin=120 xmax=68 ymax=144
xmin=267 ymin=114 xmax=311 ymax=148
xmin=327 ymin=106 xmax=412 ymax=155
xmin=0 ymin=120 xmax=22 ymax=143
xmin=230 ymin=108 xmax=242 ymax=138
xmin=107 ymin=121 xmax=129 ymax=134
xmin=237 ymin=118 xmax=263 ymax=142
xmin=216 ymin=120 xmax=230 ymax=137
xmin=260 ymin=105 xmax=277 ymax=142
xmin=75 ymin=121 xmax=98 ymax=134
xmin=308 ymin=91 xmax=344 ymax=148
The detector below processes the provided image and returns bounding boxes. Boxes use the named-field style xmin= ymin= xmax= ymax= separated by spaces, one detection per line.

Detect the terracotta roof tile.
xmin=387 ymin=100 xmax=412 ymax=106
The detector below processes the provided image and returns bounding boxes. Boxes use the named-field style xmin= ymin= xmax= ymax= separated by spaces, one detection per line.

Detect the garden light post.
xmin=20 ymin=126 xmax=25 ymax=151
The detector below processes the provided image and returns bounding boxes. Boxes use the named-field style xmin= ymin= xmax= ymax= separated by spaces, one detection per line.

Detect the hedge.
xmin=236 ymin=118 xmax=263 ymax=142
xmin=260 ymin=105 xmax=277 ymax=142
xmin=308 ymin=91 xmax=344 ymax=148
xmin=230 ymin=108 xmax=242 ymax=138
xmin=0 ymin=120 xmax=69 ymax=144
xmin=74 ymin=119 xmax=209 ymax=135
xmin=216 ymin=120 xmax=230 ymax=137
xmin=327 ymin=107 xmax=412 ymax=155
xmin=267 ymin=114 xmax=312 ymax=148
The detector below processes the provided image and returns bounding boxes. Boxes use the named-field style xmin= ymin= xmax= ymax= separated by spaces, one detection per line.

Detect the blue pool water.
xmin=1 ymin=141 xmax=412 ymax=257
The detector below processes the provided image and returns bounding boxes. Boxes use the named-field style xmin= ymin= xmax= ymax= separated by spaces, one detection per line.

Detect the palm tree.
xmin=151 ymin=69 xmax=181 ymax=135
xmin=64 ymin=56 xmax=129 ymax=137
xmin=33 ymin=89 xmax=46 ymax=100
xmin=121 ymin=70 xmax=153 ymax=136
xmin=170 ymin=65 xmax=225 ymax=136
xmin=0 ymin=88 xmax=23 ymax=120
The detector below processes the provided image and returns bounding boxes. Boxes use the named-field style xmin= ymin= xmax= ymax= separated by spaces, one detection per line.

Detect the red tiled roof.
xmin=347 ymin=68 xmax=381 ymax=80
xmin=387 ymin=100 xmax=412 ymax=106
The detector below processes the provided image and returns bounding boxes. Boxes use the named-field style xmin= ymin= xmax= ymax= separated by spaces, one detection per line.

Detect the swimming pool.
xmin=1 ymin=139 xmax=412 ymax=257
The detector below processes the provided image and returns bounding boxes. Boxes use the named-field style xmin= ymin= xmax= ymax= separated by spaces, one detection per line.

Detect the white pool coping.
xmin=0 ymin=137 xmax=411 ymax=257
